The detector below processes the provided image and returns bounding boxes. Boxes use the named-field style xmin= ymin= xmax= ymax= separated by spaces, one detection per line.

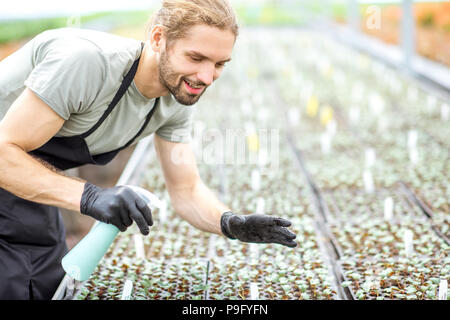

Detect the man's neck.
xmin=134 ymin=42 xmax=169 ymax=100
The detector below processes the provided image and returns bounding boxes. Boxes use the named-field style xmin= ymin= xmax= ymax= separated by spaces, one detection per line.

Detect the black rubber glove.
xmin=221 ymin=212 xmax=297 ymax=248
xmin=80 ymin=182 xmax=153 ymax=235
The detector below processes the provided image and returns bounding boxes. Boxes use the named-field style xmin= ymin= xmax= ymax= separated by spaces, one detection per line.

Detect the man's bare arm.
xmin=154 ymin=134 xmax=229 ymax=235
xmin=154 ymin=134 xmax=297 ymax=247
xmin=0 ymin=88 xmax=85 ymax=211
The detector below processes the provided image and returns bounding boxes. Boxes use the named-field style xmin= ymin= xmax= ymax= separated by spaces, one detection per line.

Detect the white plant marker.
xmin=258 ymin=107 xmax=270 ymax=122
xmin=320 ymin=133 xmax=331 ymax=154
xmin=121 ymin=279 xmax=133 ymax=300
xmin=258 ymin=148 xmax=268 ymax=167
xmin=441 ymin=104 xmax=449 ymax=121
xmin=363 ymin=170 xmax=375 ymax=193
xmin=288 ymin=107 xmax=300 ymax=126
xmin=251 ymin=169 xmax=261 ymax=191
xmin=384 ymin=197 xmax=394 ymax=221
xmin=249 ymin=243 xmax=259 ymax=260
xmin=159 ymin=200 xmax=167 ymax=224
xmin=256 ymin=197 xmax=265 ymax=214
xmin=409 ymin=147 xmax=419 ymax=165
xmin=365 ymin=148 xmax=376 ymax=168
xmin=438 ymin=279 xmax=448 ymax=300
xmin=250 ymin=282 xmax=259 ymax=300
xmin=133 ymin=234 xmax=145 ymax=260
xmin=403 ymin=229 xmax=414 ymax=257
xmin=407 ymin=130 xmax=418 ymax=150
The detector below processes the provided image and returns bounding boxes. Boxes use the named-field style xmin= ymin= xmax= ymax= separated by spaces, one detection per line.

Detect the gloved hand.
xmin=80 ymin=182 xmax=153 ymax=235
xmin=220 ymin=212 xmax=297 ymax=248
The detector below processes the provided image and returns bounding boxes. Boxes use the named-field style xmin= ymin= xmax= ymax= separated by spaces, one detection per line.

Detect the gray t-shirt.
xmin=0 ymin=28 xmax=194 ymax=155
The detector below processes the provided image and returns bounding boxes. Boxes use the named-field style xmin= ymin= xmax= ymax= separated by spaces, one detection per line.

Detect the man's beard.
xmin=158 ymin=49 xmax=207 ymax=106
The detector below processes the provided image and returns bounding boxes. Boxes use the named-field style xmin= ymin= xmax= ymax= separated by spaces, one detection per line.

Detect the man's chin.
xmin=172 ymin=92 xmax=204 ymax=106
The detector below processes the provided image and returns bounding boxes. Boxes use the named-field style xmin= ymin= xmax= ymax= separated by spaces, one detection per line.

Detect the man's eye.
xmin=190 ymin=56 xmax=202 ymax=62
xmin=216 ymin=63 xmax=226 ymax=68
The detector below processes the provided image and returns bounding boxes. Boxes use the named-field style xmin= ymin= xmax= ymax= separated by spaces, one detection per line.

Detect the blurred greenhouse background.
xmin=0 ymin=0 xmax=449 ymax=300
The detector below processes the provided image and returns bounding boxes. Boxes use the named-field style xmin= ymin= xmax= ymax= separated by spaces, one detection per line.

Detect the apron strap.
xmin=117 ymin=97 xmax=159 ymax=152
xmin=80 ymin=42 xmax=145 ymax=139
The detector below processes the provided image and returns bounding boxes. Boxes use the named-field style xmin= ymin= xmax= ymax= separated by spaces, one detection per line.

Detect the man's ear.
xmin=150 ymin=25 xmax=165 ymax=52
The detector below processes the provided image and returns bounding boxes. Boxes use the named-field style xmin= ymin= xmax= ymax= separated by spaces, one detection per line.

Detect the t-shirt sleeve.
xmin=24 ymin=40 xmax=106 ymax=120
xmin=156 ymin=105 xmax=194 ymax=143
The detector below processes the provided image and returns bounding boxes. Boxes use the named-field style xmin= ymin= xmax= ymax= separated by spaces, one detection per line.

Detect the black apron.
xmin=0 ymin=42 xmax=159 ymax=299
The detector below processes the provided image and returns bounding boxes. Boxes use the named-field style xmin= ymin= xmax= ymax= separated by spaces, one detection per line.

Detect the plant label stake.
xmin=121 ymin=279 xmax=133 ymax=300
xmin=407 ymin=130 xmax=418 ymax=150
xmin=441 ymin=104 xmax=449 ymax=121
xmin=133 ymin=234 xmax=145 ymax=260
xmin=251 ymin=169 xmax=261 ymax=191
xmin=320 ymin=133 xmax=331 ymax=155
xmin=384 ymin=197 xmax=394 ymax=221
xmin=363 ymin=170 xmax=375 ymax=193
xmin=258 ymin=107 xmax=269 ymax=122
xmin=409 ymin=147 xmax=419 ymax=165
xmin=438 ymin=279 xmax=447 ymax=300
xmin=365 ymin=148 xmax=376 ymax=168
xmin=288 ymin=107 xmax=300 ymax=126
xmin=258 ymin=148 xmax=268 ymax=167
xmin=249 ymin=243 xmax=259 ymax=260
xmin=403 ymin=229 xmax=414 ymax=257
xmin=250 ymin=282 xmax=259 ymax=300
xmin=256 ymin=197 xmax=265 ymax=214
xmin=159 ymin=200 xmax=167 ymax=224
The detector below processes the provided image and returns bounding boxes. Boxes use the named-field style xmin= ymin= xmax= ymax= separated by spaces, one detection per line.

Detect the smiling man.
xmin=0 ymin=0 xmax=296 ymax=300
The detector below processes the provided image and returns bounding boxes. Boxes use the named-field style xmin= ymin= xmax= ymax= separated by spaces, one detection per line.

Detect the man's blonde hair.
xmin=147 ymin=0 xmax=239 ymax=42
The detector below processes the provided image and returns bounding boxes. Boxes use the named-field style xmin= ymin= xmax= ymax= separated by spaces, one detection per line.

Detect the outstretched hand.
xmin=221 ymin=212 xmax=297 ymax=248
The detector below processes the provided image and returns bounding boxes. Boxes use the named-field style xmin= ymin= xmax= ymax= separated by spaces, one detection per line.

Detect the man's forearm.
xmin=169 ymin=179 xmax=230 ymax=235
xmin=0 ymin=142 xmax=85 ymax=211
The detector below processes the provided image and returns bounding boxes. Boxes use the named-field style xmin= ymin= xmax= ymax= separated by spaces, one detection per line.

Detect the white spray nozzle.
xmin=127 ymin=185 xmax=162 ymax=209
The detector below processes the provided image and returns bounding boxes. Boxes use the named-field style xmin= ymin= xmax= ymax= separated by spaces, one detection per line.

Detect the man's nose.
xmin=196 ymin=64 xmax=215 ymax=86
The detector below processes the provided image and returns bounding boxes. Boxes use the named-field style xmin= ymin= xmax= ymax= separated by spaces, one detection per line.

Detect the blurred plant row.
xmin=69 ymin=26 xmax=448 ymax=300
